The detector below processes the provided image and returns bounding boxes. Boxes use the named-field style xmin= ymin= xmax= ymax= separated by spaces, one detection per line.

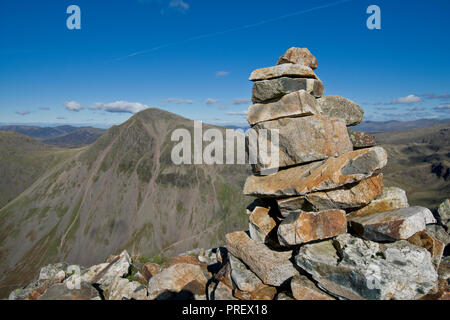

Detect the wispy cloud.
xmin=162 ymin=98 xmax=195 ymax=104
xmin=169 ymin=0 xmax=189 ymax=13
xmin=15 ymin=110 xmax=30 ymax=116
xmin=390 ymin=94 xmax=422 ymax=105
xmin=89 ymin=101 xmax=149 ymax=114
xmin=231 ymin=98 xmax=251 ymax=105
xmin=227 ymin=111 xmax=248 ymax=116
xmin=407 ymin=106 xmax=425 ymax=112
xmin=216 ymin=71 xmax=229 ymax=77
xmin=421 ymin=93 xmax=450 ymax=100
xmin=434 ymin=104 xmax=450 ymax=113
xmin=64 ymin=101 xmax=83 ymax=112
xmin=205 ymin=98 xmax=219 ymax=106
xmin=39 ymin=107 xmax=50 ymax=111
xmin=56 ymin=116 xmax=66 ymax=120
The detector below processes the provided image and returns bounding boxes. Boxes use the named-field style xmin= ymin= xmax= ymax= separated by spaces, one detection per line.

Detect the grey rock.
xmin=437 ymin=199 xmax=450 ymax=223
xmin=348 ymin=129 xmax=376 ymax=148
xmin=295 ymin=234 xmax=438 ymax=300
xmin=317 ymin=95 xmax=364 ymax=126
xmin=252 ymin=77 xmax=324 ymax=103
xmin=105 ymin=277 xmax=147 ymax=300
xmin=229 ymin=254 xmax=263 ymax=292
xmin=275 ymin=292 xmax=294 ymax=300
xmin=249 ymin=63 xmax=318 ymax=81
xmin=426 ymin=224 xmax=450 ymax=246
xmin=207 ymin=281 xmax=237 ymax=300
xmin=38 ymin=281 xmax=101 ymax=300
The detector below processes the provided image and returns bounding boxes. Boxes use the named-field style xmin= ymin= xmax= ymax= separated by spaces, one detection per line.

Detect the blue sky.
xmin=1 ymin=0 xmax=450 ymax=128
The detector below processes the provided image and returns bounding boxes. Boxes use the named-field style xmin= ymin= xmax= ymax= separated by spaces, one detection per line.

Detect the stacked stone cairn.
xmin=220 ymin=47 xmax=449 ymax=300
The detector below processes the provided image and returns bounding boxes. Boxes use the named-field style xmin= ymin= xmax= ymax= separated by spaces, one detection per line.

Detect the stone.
xmin=407 ymin=231 xmax=444 ymax=269
xmin=277 ymin=174 xmax=383 ymax=215
xmin=106 ymin=277 xmax=147 ymax=300
xmin=348 ymin=129 xmax=376 ymax=148
xmin=275 ymin=292 xmax=294 ymax=300
xmin=438 ymin=257 xmax=450 ymax=281
xmin=437 ymin=199 xmax=450 ymax=223
xmin=250 ymin=115 xmax=353 ymax=172
xmin=290 ymin=275 xmax=334 ymax=300
xmin=91 ymin=250 xmax=131 ymax=286
xmin=178 ymin=280 xmax=207 ymax=300
xmin=276 ymin=47 xmax=318 ymax=69
xmin=147 ymin=263 xmax=209 ymax=300
xmin=249 ymin=64 xmax=318 ymax=81
xmin=164 ymin=255 xmax=207 ymax=272
xmin=277 ymin=209 xmax=347 ymax=246
xmin=38 ymin=263 xmax=68 ymax=283
xmin=252 ymin=77 xmax=324 ymax=103
xmin=208 ymin=281 xmax=237 ymax=300
xmin=225 ymin=231 xmax=297 ymax=286
xmin=249 ymin=286 xmax=277 ymax=300
xmin=426 ymin=224 xmax=450 ymax=246
xmin=38 ymin=282 xmax=101 ymax=300
xmin=295 ymin=234 xmax=438 ymax=300
xmin=142 ymin=262 xmax=161 ymax=282
xmin=229 ymin=254 xmax=263 ymax=292
xmin=214 ymin=261 xmax=233 ymax=289
xmin=248 ymin=206 xmax=277 ymax=244
xmin=348 ymin=186 xmax=409 ymax=218
xmin=317 ymin=95 xmax=364 ymax=126
xmin=349 ymin=206 xmax=436 ymax=242
xmin=8 ymin=279 xmax=54 ymax=300
xmin=244 ymin=147 xmax=387 ymax=198
xmin=247 ymin=90 xmax=321 ymax=126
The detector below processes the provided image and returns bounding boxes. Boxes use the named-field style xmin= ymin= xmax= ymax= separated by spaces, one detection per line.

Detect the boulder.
xmin=250 ymin=115 xmax=353 ymax=172
xmin=349 ymin=206 xmax=436 ymax=242
xmin=348 ymin=129 xmax=376 ymax=148
xmin=142 ymin=262 xmax=161 ymax=282
xmin=295 ymin=234 xmax=438 ymax=300
xmin=437 ymin=199 xmax=450 ymax=223
xmin=277 ymin=174 xmax=383 ymax=215
xmin=276 ymin=47 xmax=318 ymax=69
xmin=248 ymin=206 xmax=277 ymax=244
xmin=317 ymin=95 xmax=364 ymax=126
xmin=290 ymin=275 xmax=334 ymax=300
xmin=247 ymin=90 xmax=321 ymax=126
xmin=407 ymin=231 xmax=444 ymax=269
xmin=277 ymin=209 xmax=347 ymax=245
xmin=229 ymin=254 xmax=263 ymax=292
xmin=249 ymin=64 xmax=318 ymax=81
xmin=225 ymin=231 xmax=297 ymax=286
xmin=38 ymin=263 xmax=68 ymax=283
xmin=105 ymin=277 xmax=147 ymax=300
xmin=348 ymin=186 xmax=409 ymax=218
xmin=244 ymin=147 xmax=387 ymax=198
xmin=38 ymin=282 xmax=101 ymax=300
xmin=252 ymin=77 xmax=324 ymax=103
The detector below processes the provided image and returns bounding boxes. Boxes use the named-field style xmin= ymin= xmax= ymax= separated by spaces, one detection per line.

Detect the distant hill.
xmin=0 ymin=108 xmax=250 ymax=297
xmin=354 ymin=118 xmax=450 ymax=133
xmin=0 ymin=125 xmax=106 ymax=148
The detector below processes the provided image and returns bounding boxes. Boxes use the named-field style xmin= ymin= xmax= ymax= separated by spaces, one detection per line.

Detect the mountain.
xmin=0 ymin=108 xmax=250 ymax=298
xmin=0 ymin=125 xmax=106 ymax=148
xmin=0 ymin=131 xmax=79 ymax=209
xmin=376 ymin=123 xmax=450 ymax=208
xmin=354 ymin=118 xmax=450 ymax=133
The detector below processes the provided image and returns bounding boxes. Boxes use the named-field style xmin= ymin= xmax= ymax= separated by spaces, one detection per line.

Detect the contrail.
xmin=112 ymin=0 xmax=353 ymax=62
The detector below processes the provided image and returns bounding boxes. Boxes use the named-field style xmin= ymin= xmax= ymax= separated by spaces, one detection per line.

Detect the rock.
xmin=277 ymin=174 xmax=384 ymax=215
xmin=438 ymin=257 xmax=450 ymax=280
xmin=142 ymin=262 xmax=161 ymax=282
xmin=407 ymin=231 xmax=444 ymax=269
xmin=290 ymin=275 xmax=334 ymax=300
xmin=252 ymin=77 xmax=324 ymax=103
xmin=92 ymin=250 xmax=131 ymax=286
xmin=426 ymin=224 xmax=450 ymax=246
xmin=276 ymin=47 xmax=318 ymax=69
xmin=106 ymin=277 xmax=147 ymax=300
xmin=248 ymin=206 xmax=277 ymax=244
xmin=38 ymin=263 xmax=68 ymax=283
xmin=275 ymin=292 xmax=294 ymax=300
xmin=177 ymin=280 xmax=207 ymax=300
xmin=348 ymin=129 xmax=376 ymax=148
xmin=8 ymin=279 xmax=54 ymax=300
xmin=208 ymin=281 xmax=236 ymax=300
xmin=437 ymin=199 xmax=450 ymax=223
xmin=348 ymin=186 xmax=409 ymax=218
xmin=349 ymin=206 xmax=436 ymax=242
xmin=247 ymin=90 xmax=321 ymax=126
xmin=317 ymin=95 xmax=364 ymax=126
xmin=249 ymin=64 xmax=318 ymax=81
xmin=244 ymin=147 xmax=387 ymax=198
xmin=229 ymin=254 xmax=263 ymax=292
xmin=164 ymin=255 xmax=206 ymax=271
xmin=225 ymin=231 xmax=297 ymax=286
xmin=295 ymin=234 xmax=438 ymax=300
xmin=147 ymin=263 xmax=209 ymax=300
xmin=250 ymin=115 xmax=352 ymax=172
xmin=249 ymin=286 xmax=277 ymax=300
xmin=38 ymin=282 xmax=101 ymax=300
xmin=277 ymin=209 xmax=347 ymax=245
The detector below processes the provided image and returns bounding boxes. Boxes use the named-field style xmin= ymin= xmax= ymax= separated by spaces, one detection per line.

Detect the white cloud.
xmin=169 ymin=0 xmax=189 ymax=12
xmin=216 ymin=71 xmax=230 ymax=77
xmin=227 ymin=111 xmax=248 ymax=116
xmin=407 ymin=106 xmax=425 ymax=112
xmin=15 ymin=110 xmax=30 ymax=116
xmin=231 ymin=98 xmax=251 ymax=105
xmin=390 ymin=94 xmax=422 ymax=104
xmin=89 ymin=101 xmax=149 ymax=114
xmin=64 ymin=101 xmax=83 ymax=112
xmin=434 ymin=104 xmax=450 ymax=113
xmin=162 ymin=98 xmax=195 ymax=104
xmin=205 ymin=98 xmax=219 ymax=106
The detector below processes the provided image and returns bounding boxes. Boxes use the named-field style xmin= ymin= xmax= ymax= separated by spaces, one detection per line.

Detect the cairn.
xmin=222 ymin=47 xmax=447 ymax=300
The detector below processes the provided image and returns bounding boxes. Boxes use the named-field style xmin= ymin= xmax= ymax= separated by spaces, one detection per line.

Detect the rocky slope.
xmin=0 ymin=108 xmax=250 ymax=298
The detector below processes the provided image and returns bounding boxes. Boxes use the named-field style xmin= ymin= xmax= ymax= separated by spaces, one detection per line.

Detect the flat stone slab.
xmin=249 ymin=64 xmax=318 ymax=81
xmin=247 ymin=90 xmax=321 ymax=126
xmin=276 ymin=47 xmax=318 ymax=69
xmin=277 ymin=174 xmax=384 ymax=215
xmin=277 ymin=209 xmax=347 ymax=245
xmin=225 ymin=231 xmax=297 ymax=286
xmin=317 ymin=95 xmax=364 ymax=126
xmin=243 ymin=147 xmax=387 ymax=198
xmin=252 ymin=77 xmax=324 ymax=103
xmin=349 ymin=206 xmax=436 ymax=242
xmin=249 ymin=115 xmax=353 ymax=173
xmin=348 ymin=129 xmax=376 ymax=148
xmin=290 ymin=275 xmax=334 ymax=300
